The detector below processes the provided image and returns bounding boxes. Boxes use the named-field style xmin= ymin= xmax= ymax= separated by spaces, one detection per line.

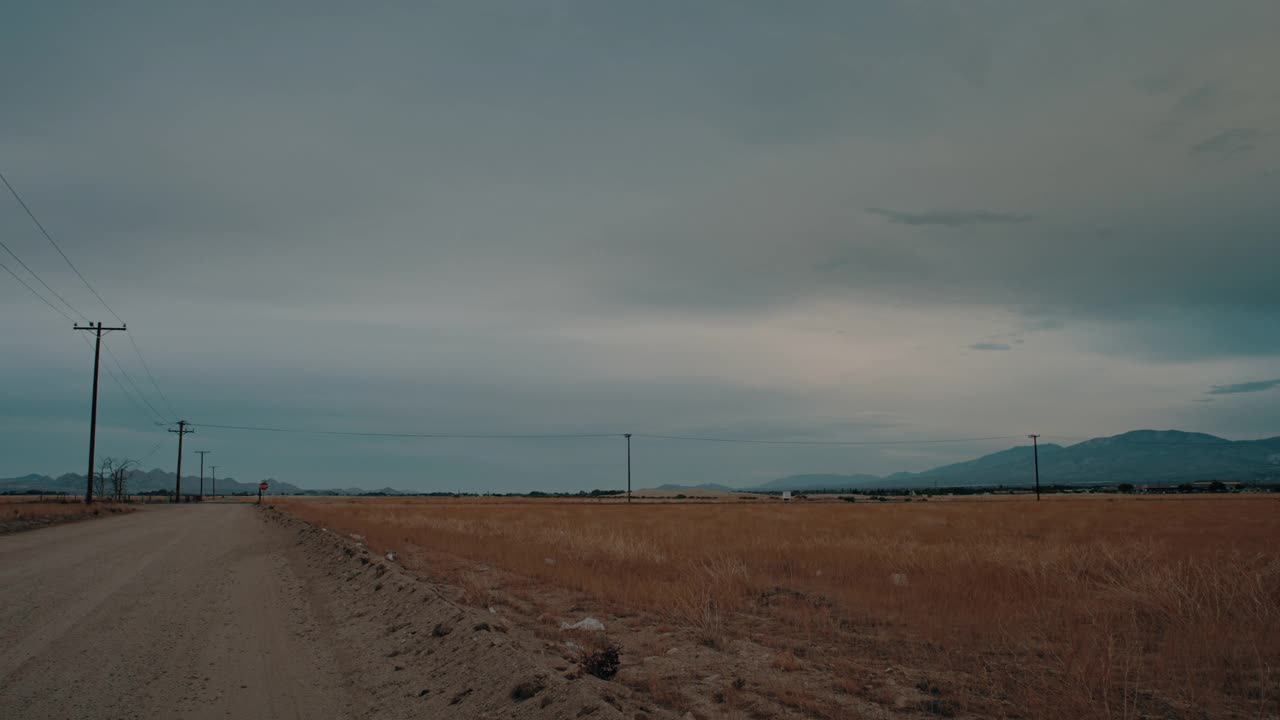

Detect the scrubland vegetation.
xmin=0 ymin=498 xmax=132 ymax=533
xmin=277 ymin=496 xmax=1280 ymax=718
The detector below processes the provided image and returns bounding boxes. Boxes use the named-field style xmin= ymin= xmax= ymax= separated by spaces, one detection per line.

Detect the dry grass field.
xmin=275 ymin=495 xmax=1280 ymax=719
xmin=0 ymin=499 xmax=133 ymax=534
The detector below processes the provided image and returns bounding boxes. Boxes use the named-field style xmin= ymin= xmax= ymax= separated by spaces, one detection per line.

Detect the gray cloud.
xmin=3 ymin=1 xmax=1280 ymax=491
xmin=1189 ymin=129 xmax=1270 ymax=157
xmin=1206 ymin=379 xmax=1280 ymax=395
xmin=969 ymin=342 xmax=1012 ymax=351
xmin=866 ymin=208 xmax=1033 ymax=227
xmin=1171 ymin=84 xmax=1222 ymax=114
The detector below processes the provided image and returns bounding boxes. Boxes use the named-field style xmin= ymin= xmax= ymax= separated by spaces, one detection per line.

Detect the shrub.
xmin=581 ymin=644 xmax=622 ymax=680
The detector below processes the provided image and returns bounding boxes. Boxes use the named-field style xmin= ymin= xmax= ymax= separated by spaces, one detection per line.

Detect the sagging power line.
xmin=2 ymin=169 xmax=180 ymax=488
xmin=1 ymin=171 xmax=123 ymax=325
xmin=194 ymin=421 xmax=1031 ymax=446
xmin=632 ymin=433 xmax=1027 ymax=446
xmin=196 ymin=423 xmax=621 ymax=439
xmin=0 ymin=257 xmax=75 ymax=322
xmin=0 ymin=235 xmax=87 ymax=323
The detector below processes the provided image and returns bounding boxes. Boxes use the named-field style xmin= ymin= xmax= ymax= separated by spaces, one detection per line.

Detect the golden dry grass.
xmin=276 ymin=495 xmax=1280 ymax=718
xmin=0 ymin=500 xmax=132 ymax=528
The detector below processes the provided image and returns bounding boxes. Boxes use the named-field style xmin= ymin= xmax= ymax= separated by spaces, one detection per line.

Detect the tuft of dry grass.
xmin=276 ymin=495 xmax=1280 ymax=718
xmin=771 ymin=650 xmax=802 ymax=672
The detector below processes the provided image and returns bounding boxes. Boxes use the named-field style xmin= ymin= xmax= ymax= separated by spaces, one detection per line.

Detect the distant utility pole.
xmin=169 ymin=421 xmax=194 ymax=502
xmin=74 ymin=321 xmax=127 ymax=504
xmin=210 ymin=466 xmax=217 ymax=499
xmin=625 ymin=433 xmax=632 ymax=503
xmin=1028 ymin=434 xmax=1041 ymax=501
xmin=195 ymin=451 xmax=210 ymax=500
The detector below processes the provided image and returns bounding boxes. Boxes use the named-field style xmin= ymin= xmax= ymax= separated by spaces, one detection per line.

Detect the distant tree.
xmin=110 ymin=459 xmax=135 ymax=502
xmin=94 ymin=457 xmax=112 ymax=499
xmin=1117 ymin=483 xmax=1135 ymax=493
xmin=1209 ymin=480 xmax=1226 ymax=493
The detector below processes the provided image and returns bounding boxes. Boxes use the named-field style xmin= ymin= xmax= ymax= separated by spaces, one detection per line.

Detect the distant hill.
xmin=0 ymin=469 xmax=387 ymax=496
xmin=653 ymin=483 xmax=737 ymax=492
xmin=751 ymin=473 xmax=883 ymax=491
xmin=752 ymin=430 xmax=1280 ymax=491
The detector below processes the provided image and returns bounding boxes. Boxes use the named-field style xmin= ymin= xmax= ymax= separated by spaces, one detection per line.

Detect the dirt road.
xmin=0 ymin=504 xmax=352 ymax=720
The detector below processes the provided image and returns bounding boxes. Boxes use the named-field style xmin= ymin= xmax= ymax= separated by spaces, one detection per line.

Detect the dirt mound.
xmin=262 ymin=507 xmax=678 ymax=719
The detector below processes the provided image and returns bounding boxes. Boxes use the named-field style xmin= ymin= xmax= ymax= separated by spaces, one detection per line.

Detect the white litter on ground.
xmin=560 ymin=617 xmax=605 ymax=632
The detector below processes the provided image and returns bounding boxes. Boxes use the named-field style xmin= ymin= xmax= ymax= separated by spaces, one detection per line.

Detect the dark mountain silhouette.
xmin=0 ymin=468 xmax=304 ymax=495
xmin=751 ymin=430 xmax=1280 ymax=491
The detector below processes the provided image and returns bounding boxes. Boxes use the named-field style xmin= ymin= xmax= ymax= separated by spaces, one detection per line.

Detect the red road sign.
xmin=258 ymin=482 xmax=269 ymax=491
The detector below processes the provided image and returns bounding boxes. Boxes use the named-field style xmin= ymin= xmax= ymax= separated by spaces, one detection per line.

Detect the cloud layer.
xmin=1 ymin=1 xmax=1278 ymax=490
xmin=1207 ymin=379 xmax=1280 ymax=395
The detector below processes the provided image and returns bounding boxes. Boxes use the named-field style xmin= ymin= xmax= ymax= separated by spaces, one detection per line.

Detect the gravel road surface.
xmin=0 ymin=504 xmax=352 ymax=720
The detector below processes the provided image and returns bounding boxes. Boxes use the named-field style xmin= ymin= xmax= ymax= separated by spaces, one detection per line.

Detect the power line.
xmin=0 ymin=236 xmax=87 ymax=322
xmin=196 ymin=423 xmax=621 ymax=439
xmin=194 ymin=422 xmax=1026 ymax=446
xmin=1041 ymin=435 xmax=1243 ymax=446
xmin=631 ymin=433 xmax=1026 ymax=446
xmin=98 ymin=347 xmax=162 ymax=427
xmin=102 ymin=342 xmax=170 ymax=426
xmin=125 ymin=333 xmax=178 ymax=420
xmin=2 ymin=169 xmax=179 ymax=420
xmin=0 ymin=257 xmax=74 ymax=322
xmin=0 ymin=171 xmax=122 ymax=324
xmin=132 ymin=439 xmax=167 ymax=466
xmin=74 ymin=329 xmax=168 ymax=430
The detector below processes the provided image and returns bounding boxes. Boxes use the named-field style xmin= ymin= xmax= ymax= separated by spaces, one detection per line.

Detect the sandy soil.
xmin=0 ymin=503 xmax=675 ymax=719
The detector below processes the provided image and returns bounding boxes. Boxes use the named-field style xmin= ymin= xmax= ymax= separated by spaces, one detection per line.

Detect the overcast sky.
xmin=2 ymin=1 xmax=1278 ymax=491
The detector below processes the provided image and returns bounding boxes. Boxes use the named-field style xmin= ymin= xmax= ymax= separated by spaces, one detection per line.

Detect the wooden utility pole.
xmin=625 ymin=433 xmax=632 ymax=503
xmin=1028 ymin=434 xmax=1041 ymax=501
xmin=195 ymin=451 xmax=210 ymax=500
xmin=169 ymin=421 xmax=194 ymax=502
xmin=74 ymin=322 xmax=127 ymax=504
xmin=210 ymin=465 xmax=217 ymax=499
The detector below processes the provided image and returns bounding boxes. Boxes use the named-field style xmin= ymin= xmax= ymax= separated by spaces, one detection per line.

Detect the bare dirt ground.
xmin=0 ymin=503 xmax=676 ymax=719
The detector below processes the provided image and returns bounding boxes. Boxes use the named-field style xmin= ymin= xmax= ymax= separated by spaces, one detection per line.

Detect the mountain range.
xmin=0 ymin=468 xmax=306 ymax=495
xmin=749 ymin=430 xmax=1280 ymax=491
xmin=6 ymin=430 xmax=1278 ymax=496
xmin=0 ymin=469 xmax=410 ymax=496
